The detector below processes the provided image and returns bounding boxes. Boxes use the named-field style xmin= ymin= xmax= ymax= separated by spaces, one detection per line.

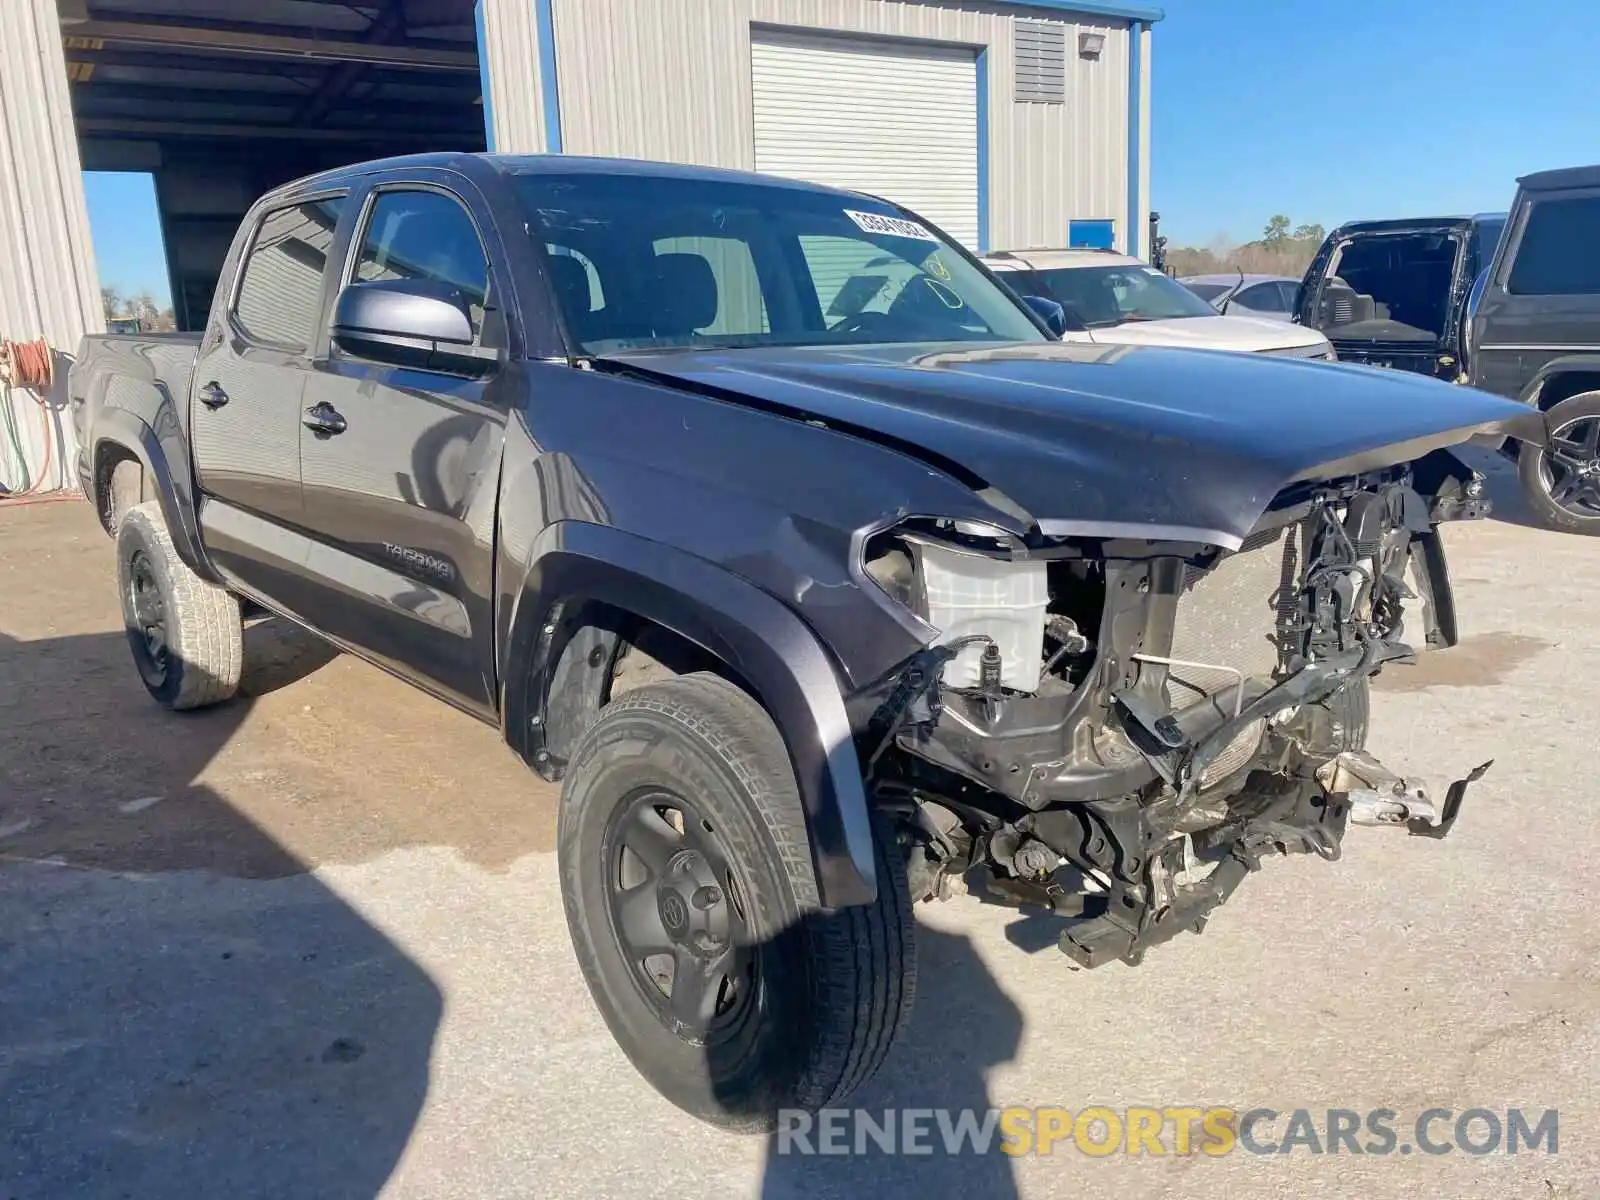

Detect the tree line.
xmin=1163 ymin=215 xmax=1327 ymax=280
xmin=101 ymin=286 xmax=177 ymax=332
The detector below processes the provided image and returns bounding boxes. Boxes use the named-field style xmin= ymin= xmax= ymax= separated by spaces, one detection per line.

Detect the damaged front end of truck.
xmin=853 ymin=449 xmax=1500 ymax=968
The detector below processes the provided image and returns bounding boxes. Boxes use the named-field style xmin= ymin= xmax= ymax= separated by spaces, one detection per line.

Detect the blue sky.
xmin=84 ymin=0 xmax=1600 ymax=294
xmin=84 ymin=171 xmax=171 ymax=309
xmin=1153 ymin=0 xmax=1600 ymax=246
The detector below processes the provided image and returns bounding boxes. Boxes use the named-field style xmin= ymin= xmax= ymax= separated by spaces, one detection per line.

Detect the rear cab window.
xmin=232 ymin=196 xmax=346 ymax=350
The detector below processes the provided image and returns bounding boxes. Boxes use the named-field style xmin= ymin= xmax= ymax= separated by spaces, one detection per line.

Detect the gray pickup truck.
xmin=70 ymin=152 xmax=1542 ymax=1131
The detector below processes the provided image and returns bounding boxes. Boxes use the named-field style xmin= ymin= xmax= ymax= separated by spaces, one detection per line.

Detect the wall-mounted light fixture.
xmin=1078 ymin=31 xmax=1106 ymax=60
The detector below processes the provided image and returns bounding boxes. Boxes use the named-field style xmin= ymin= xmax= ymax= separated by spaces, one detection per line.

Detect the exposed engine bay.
xmin=856 ymin=448 xmax=1493 ymax=967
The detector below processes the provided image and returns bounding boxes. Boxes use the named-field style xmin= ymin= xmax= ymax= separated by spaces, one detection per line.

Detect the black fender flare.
xmin=1516 ymin=354 xmax=1600 ymax=410
xmin=91 ymin=408 xmax=218 ymax=583
xmin=503 ymin=521 xmax=878 ymax=909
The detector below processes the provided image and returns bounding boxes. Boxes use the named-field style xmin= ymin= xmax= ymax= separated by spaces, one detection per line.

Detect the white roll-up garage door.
xmin=751 ymin=32 xmax=980 ymax=249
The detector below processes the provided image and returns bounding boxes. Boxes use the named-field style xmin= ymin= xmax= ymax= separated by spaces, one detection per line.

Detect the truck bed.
xmin=69 ymin=332 xmax=204 ymax=498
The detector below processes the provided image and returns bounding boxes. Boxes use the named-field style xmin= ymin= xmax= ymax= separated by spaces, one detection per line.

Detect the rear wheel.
xmin=1518 ymin=391 xmax=1600 ymax=534
xmin=116 ymin=502 xmax=243 ymax=710
xmin=558 ymin=672 xmax=915 ymax=1131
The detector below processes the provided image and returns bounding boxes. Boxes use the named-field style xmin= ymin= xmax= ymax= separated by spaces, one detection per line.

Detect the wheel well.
xmin=539 ymin=602 xmax=757 ymax=773
xmin=92 ymin=442 xmax=143 ymax=534
xmin=1536 ymin=372 xmax=1600 ymax=411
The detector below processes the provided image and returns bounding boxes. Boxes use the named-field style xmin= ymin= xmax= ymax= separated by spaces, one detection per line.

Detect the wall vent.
xmin=1014 ymin=20 xmax=1066 ymax=104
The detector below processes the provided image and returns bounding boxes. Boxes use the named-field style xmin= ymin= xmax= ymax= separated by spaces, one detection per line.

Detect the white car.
xmin=981 ymin=249 xmax=1335 ymax=358
xmin=1180 ymin=273 xmax=1303 ymax=322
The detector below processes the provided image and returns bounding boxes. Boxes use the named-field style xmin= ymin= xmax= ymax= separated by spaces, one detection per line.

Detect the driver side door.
xmin=293 ymin=178 xmax=513 ymax=716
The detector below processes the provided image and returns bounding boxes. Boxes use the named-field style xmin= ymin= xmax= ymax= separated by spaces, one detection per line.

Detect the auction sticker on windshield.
xmin=845 ymin=209 xmax=939 ymax=242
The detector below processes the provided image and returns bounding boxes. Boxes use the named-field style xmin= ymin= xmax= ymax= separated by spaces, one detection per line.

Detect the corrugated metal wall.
xmin=543 ymin=0 xmax=1135 ymax=254
xmin=0 ymin=0 xmax=102 ymax=493
xmin=479 ymin=0 xmax=548 ymax=155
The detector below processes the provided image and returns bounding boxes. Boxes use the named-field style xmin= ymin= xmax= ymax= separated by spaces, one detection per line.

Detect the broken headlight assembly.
xmin=861 ymin=518 xmax=1095 ymax=702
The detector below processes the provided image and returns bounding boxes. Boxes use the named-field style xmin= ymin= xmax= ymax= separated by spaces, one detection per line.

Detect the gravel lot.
xmin=2 ymin=453 xmax=1596 ymax=1199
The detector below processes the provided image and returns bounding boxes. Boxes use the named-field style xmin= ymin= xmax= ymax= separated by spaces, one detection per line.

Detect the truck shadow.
xmin=0 ymin=627 xmax=439 ymax=1198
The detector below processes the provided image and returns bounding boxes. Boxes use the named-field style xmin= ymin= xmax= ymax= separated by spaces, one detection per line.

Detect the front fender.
xmin=503 ymin=521 xmax=878 ymax=909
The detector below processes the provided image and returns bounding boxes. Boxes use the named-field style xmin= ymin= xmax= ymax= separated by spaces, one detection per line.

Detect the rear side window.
xmin=233 ymin=197 xmax=345 ymax=349
xmin=1238 ymin=283 xmax=1286 ymax=312
xmin=1509 ymin=196 xmax=1600 ymax=295
xmin=353 ymin=189 xmax=490 ymax=339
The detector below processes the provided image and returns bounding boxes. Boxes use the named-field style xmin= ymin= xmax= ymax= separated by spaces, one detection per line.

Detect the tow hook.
xmin=1316 ymin=751 xmax=1494 ymax=838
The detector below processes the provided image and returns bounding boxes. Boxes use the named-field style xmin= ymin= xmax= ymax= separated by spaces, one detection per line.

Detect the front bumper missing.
xmin=1051 ymin=748 xmax=1492 ymax=969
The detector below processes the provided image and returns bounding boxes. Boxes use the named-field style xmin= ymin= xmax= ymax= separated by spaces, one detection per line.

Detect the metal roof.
xmin=65 ymin=0 xmax=485 ymax=152
xmin=1518 ymin=165 xmax=1600 ymax=192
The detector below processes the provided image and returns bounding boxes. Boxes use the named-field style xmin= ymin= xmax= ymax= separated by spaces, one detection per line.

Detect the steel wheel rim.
xmin=127 ymin=550 xmax=169 ymax=685
xmin=1540 ymin=415 xmax=1600 ymax=518
xmin=601 ymin=788 xmax=758 ymax=1044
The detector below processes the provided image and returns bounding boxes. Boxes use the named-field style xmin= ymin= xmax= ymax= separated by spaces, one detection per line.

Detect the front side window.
xmin=1019 ymin=265 xmax=1219 ymax=328
xmin=515 ymin=171 xmax=1044 ymax=354
xmin=233 ymin=196 xmax=345 ymax=349
xmin=1508 ymin=197 xmax=1600 ymax=296
xmin=353 ymin=189 xmax=490 ymax=338
xmin=1183 ymin=281 xmax=1231 ymax=302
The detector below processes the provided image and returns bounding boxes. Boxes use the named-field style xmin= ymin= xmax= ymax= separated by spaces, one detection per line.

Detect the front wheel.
xmin=1518 ymin=391 xmax=1600 ymax=534
xmin=558 ymin=672 xmax=916 ymax=1131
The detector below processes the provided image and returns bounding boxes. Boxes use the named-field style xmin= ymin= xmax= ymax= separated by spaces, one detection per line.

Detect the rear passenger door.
xmin=190 ymin=192 xmax=346 ymax=612
xmin=294 ymin=179 xmax=512 ymax=716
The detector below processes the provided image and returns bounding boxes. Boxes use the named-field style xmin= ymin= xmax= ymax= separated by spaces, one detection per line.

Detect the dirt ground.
xmin=0 ymin=499 xmax=559 ymax=878
xmin=2 ymin=459 xmax=1598 ymax=1199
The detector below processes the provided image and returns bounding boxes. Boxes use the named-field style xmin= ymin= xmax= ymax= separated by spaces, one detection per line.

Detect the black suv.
xmin=1295 ymin=213 xmax=1506 ymax=380
xmin=1467 ymin=165 xmax=1600 ymax=532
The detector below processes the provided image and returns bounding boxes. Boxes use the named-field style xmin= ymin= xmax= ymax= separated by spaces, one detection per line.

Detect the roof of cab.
xmin=271 ymin=150 xmax=894 ymax=202
xmin=1518 ymin=164 xmax=1600 ymax=192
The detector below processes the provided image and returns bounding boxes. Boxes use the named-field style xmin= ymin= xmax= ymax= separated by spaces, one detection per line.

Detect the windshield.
xmin=1010 ymin=265 xmax=1220 ymax=327
xmin=512 ymin=172 xmax=1046 ymax=354
xmin=1182 ymin=281 xmax=1232 ymax=302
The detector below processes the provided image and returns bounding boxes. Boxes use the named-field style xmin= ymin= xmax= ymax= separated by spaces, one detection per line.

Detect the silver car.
xmin=1181 ymin=273 xmax=1302 ymax=322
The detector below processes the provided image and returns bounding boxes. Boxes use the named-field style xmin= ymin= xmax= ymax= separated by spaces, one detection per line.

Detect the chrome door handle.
xmin=302 ymin=402 xmax=347 ymax=436
xmin=198 ymin=381 xmax=228 ymax=409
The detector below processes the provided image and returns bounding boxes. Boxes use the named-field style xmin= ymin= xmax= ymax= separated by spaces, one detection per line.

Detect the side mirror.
xmin=1022 ymin=295 xmax=1084 ymax=337
xmin=331 ymin=279 xmax=500 ymax=375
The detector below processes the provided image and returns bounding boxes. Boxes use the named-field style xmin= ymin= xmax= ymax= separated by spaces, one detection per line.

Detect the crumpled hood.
xmin=1077 ymin=313 xmax=1328 ymax=354
xmin=611 ymin=340 xmax=1544 ymax=549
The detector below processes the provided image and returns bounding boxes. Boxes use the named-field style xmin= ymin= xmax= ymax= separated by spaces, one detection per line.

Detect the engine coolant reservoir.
xmin=909 ymin=539 xmax=1048 ymax=694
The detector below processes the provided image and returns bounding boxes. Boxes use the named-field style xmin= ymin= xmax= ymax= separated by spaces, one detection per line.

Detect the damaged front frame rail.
xmin=866 ymin=565 xmax=1495 ymax=972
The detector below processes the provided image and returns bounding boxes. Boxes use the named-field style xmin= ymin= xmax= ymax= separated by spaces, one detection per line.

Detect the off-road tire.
xmin=117 ymin=501 xmax=243 ymax=710
xmin=558 ymin=671 xmax=916 ymax=1131
xmin=1518 ymin=391 xmax=1600 ymax=535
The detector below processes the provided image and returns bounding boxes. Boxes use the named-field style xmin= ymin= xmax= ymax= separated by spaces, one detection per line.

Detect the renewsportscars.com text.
xmin=775 ymin=1106 xmax=1559 ymax=1158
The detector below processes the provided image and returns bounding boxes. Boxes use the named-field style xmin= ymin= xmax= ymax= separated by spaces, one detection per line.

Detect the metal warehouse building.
xmin=1 ymin=0 xmax=1159 ymax=492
